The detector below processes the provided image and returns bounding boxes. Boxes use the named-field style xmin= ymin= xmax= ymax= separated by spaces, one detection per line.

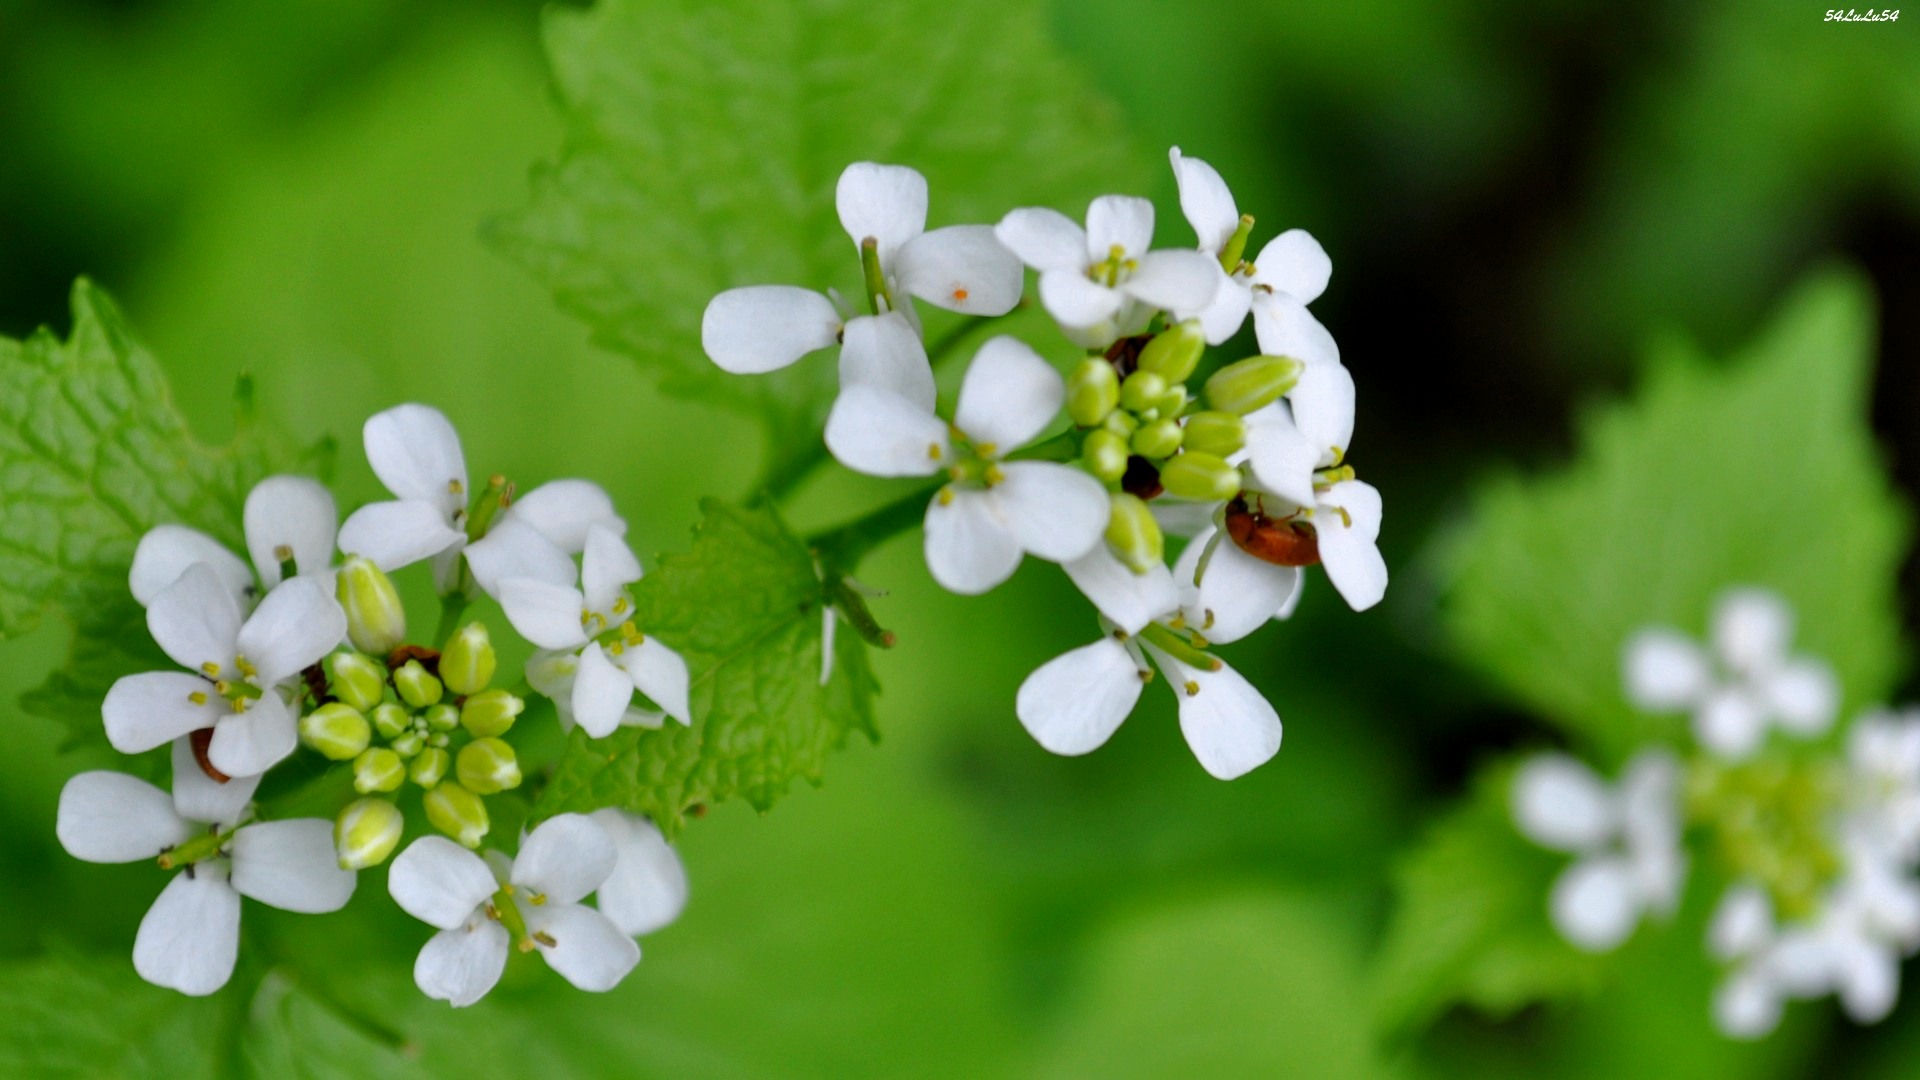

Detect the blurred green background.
xmin=1 ymin=0 xmax=1917 ymax=1076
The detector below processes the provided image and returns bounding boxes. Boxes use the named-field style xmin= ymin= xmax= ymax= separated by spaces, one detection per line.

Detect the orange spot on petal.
xmin=952 ymin=288 xmax=969 ymax=302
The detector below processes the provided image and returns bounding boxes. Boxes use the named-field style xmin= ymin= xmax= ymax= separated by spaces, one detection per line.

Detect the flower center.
xmin=937 ymin=427 xmax=1005 ymax=501
xmin=1690 ymin=755 xmax=1844 ymax=920
xmin=1089 ymin=244 xmax=1138 ymax=289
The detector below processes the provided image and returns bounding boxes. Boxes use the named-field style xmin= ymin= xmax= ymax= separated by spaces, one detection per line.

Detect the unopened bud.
xmin=424 ymin=782 xmax=490 ymax=848
xmin=1101 ymin=409 xmax=1139 ymax=437
xmin=1182 ymin=411 xmax=1247 ymax=457
xmin=1105 ymin=493 xmax=1164 ymax=574
xmin=1131 ymin=417 xmax=1183 ymax=459
xmin=439 ymin=622 xmax=496 ymax=696
xmin=1082 ymin=429 xmax=1130 ymax=483
xmin=1066 ymin=358 xmax=1120 ymax=427
xmin=461 ymin=689 xmax=524 ymax=739
xmin=337 ymin=556 xmax=406 ymax=655
xmin=424 ymin=703 xmax=460 ymax=732
xmin=334 ymin=797 xmax=403 ymax=870
xmin=456 ymin=737 xmax=522 ymax=795
xmin=1119 ymin=371 xmax=1167 ymax=414
xmin=1204 ymin=355 xmax=1302 ymax=415
xmin=298 ymin=703 xmax=371 ymax=761
xmin=326 ymin=652 xmax=386 ymax=713
xmin=394 ymin=660 xmax=443 ymax=709
xmin=409 ymin=747 xmax=451 ymax=788
xmin=1152 ymin=386 xmax=1189 ymax=419
xmin=1159 ymin=451 xmax=1241 ymax=501
xmin=390 ymin=730 xmax=426 ymax=759
xmin=1138 ymin=319 xmax=1206 ymax=383
xmin=370 ymin=702 xmax=410 ymax=740
xmin=352 ymin=747 xmax=406 ymax=794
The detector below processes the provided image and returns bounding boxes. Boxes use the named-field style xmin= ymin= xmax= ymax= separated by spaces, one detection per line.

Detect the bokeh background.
xmin=0 ymin=0 xmax=1916 ymax=1075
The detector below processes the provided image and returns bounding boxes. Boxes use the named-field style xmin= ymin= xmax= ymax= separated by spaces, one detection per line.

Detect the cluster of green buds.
xmin=1688 ymin=754 xmax=1844 ymax=920
xmin=1066 ymin=319 xmax=1303 ymax=573
xmin=317 ymin=558 xmax=526 ymax=870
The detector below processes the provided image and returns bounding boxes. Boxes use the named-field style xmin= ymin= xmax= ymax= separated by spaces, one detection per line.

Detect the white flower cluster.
xmin=1511 ymin=587 xmax=1920 ymax=1039
xmin=57 ymin=403 xmax=688 ymax=1002
xmin=701 ymin=149 xmax=1387 ymax=780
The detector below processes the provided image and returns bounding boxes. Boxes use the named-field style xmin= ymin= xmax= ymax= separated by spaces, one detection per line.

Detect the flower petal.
xmin=617 ymin=637 xmax=692 ymax=726
xmin=1176 ymin=528 xmax=1302 ymax=645
xmin=894 ymin=225 xmax=1022 ymax=316
xmin=1036 ymin=270 xmax=1123 ymax=336
xmin=244 ymin=475 xmax=338 ymax=590
xmin=103 ymin=672 xmax=224 ymax=755
xmin=1015 ymin=638 xmax=1144 ymax=756
xmin=135 ymin=865 xmax=240 ymax=997
xmin=1549 ymin=856 xmax=1641 ymax=952
xmin=364 ymin=404 xmax=467 ymax=517
xmin=463 ymin=520 xmax=577 ymax=599
xmin=56 ymin=772 xmax=190 ymax=863
xmin=1709 ymin=883 xmax=1775 ymax=962
xmin=507 ymin=479 xmax=625 ymax=553
xmin=1145 ymin=646 xmax=1282 ymax=780
xmin=171 ymin=736 xmax=261 ymax=828
xmin=235 ymin=576 xmax=345 ymax=685
xmin=1120 ymin=249 xmax=1222 ymax=314
xmin=1168 ymin=146 xmax=1238 ymax=253
xmin=1289 ymin=362 xmax=1357 ymax=463
xmin=581 ymin=526 xmax=643 ymax=616
xmin=838 ymin=312 xmax=936 ymax=414
xmin=1510 ymin=753 xmax=1616 ymax=852
xmin=499 ymin=579 xmax=591 ymax=651
xmin=1766 ymin=658 xmax=1839 ymax=737
xmin=923 ymin=491 xmax=1022 ymax=595
xmin=1834 ymin=935 xmax=1900 ymax=1023
xmin=1250 ymin=229 xmax=1331 ymax=304
xmin=1622 ymin=628 xmax=1711 ymax=712
xmin=1713 ymin=970 xmax=1783 ymax=1040
xmin=389 ymin=836 xmax=499 ymax=930
xmin=589 ymin=810 xmax=689 ymax=936
xmin=994 ymin=207 xmax=1088 ymax=272
xmin=1242 ymin=408 xmax=1321 ymax=507
xmin=991 ymin=462 xmax=1108 ymax=563
xmin=1312 ymin=479 xmax=1387 ymax=612
xmin=527 ymin=902 xmax=641 ymax=992
xmin=207 ymin=693 xmax=298 ymax=778
xmin=1086 ymin=195 xmax=1153 ymax=258
xmin=571 ymin=643 xmax=635 ymax=739
xmin=1195 ymin=274 xmax=1254 ymax=345
xmin=1695 ymin=689 xmax=1768 ymax=761
xmin=513 ymin=812 xmax=618 ymax=905
xmin=1063 ymin=544 xmax=1180 ymax=636
xmin=1251 ymin=289 xmax=1340 ymax=367
xmin=130 ymin=525 xmax=251 ymax=608
xmin=416 ymin=915 xmax=510 ymax=1007
xmin=836 ymin=161 xmax=927 ymax=265
xmin=1711 ymin=587 xmax=1793 ymax=675
xmin=701 ymin=285 xmax=843 ymax=375
xmin=148 ymin=563 xmax=243 ymax=678
xmin=824 ymin=385 xmax=948 ymax=478
xmin=954 ymin=337 xmax=1064 ymax=452
xmin=231 ymin=819 xmax=357 ymax=913
xmin=337 ymin=499 xmax=464 ymax=572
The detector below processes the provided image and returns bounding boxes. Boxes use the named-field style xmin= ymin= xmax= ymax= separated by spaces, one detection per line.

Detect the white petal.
xmin=499 ymin=579 xmax=591 ymax=651
xmin=235 ymin=576 xmax=345 ymax=685
xmin=589 ymin=810 xmax=689 ymax=936
xmin=1242 ymin=410 xmax=1320 ymax=507
xmin=1622 ymin=629 xmax=1711 ymax=712
xmin=1695 ymin=689 xmax=1768 ymax=761
xmin=894 ymin=226 xmax=1022 ymax=316
xmin=837 ymin=312 xmax=936 ymax=414
xmin=992 ymin=463 xmax=1108 ymax=564
xmin=1145 ymin=646 xmax=1282 ymax=780
xmin=1550 ymin=856 xmax=1641 ymax=952
xmin=389 ymin=836 xmax=499 ymax=930
xmin=1168 ymin=146 xmax=1238 ymax=253
xmin=1713 ymin=970 xmax=1784 ymax=1040
xmin=1063 ymin=545 xmax=1180 ymax=636
xmin=1150 ymin=499 xmax=1219 ymax=541
xmin=463 ymin=520 xmax=576 ymax=599
xmin=1311 ymin=480 xmax=1387 ymax=612
xmin=103 ymin=672 xmax=223 ymax=755
xmin=134 ymin=865 xmax=240 ymax=997
xmin=416 ymin=915 xmax=510 ymax=1007
xmin=1249 ymin=229 xmax=1332 ymax=305
xmin=1120 ymin=249 xmax=1222 ymax=314
xmin=207 ymin=694 xmax=298 ymax=778
xmin=1289 ymin=362 xmax=1357 ymax=462
xmin=1712 ymin=588 xmax=1793 ymax=674
xmin=1037 ymin=270 xmax=1124 ymax=334
xmin=955 ymin=337 xmax=1064 ymax=452
xmin=1251 ymin=290 xmax=1340 ymax=367
xmin=836 ymin=161 xmax=927 ymax=265
xmin=1177 ymin=528 xmax=1302 ymax=644
xmin=507 ymin=479 xmax=625 ymax=553
xmin=525 ymin=647 xmax=579 ymax=702
xmin=1709 ymin=884 xmax=1775 ymax=962
xmin=527 ymin=902 xmax=641 ymax=992
xmin=336 ymin=499 xmax=464 ymax=572
xmin=513 ymin=813 xmax=618 ymax=905
xmin=244 ymin=476 xmax=337 ymax=590
xmin=572 ymin=644 xmax=636 ymax=739
xmin=171 ymin=737 xmax=262 ymax=828
xmin=1766 ymin=659 xmax=1839 ymax=737
xmin=56 ymin=772 xmax=190 ymax=863
xmin=1086 ymin=195 xmax=1154 ymax=258
xmin=364 ymin=403 xmax=467 ymax=517
xmin=923 ymin=491 xmax=1022 ymax=595
xmin=1834 ymin=936 xmax=1900 ymax=1023
xmin=129 ymin=526 xmax=250 ymax=608
xmin=824 ymin=385 xmax=948 ymax=478
xmin=995 ymin=207 xmax=1089 ymax=272
xmin=1618 ymin=749 xmax=1683 ymax=848
xmin=231 ymin=819 xmax=356 ymax=913
xmin=1510 ymin=754 xmax=1616 ymax=852
xmin=618 ymin=637 xmax=692 ymax=726
xmin=1015 ymin=638 xmax=1144 ymax=756
xmin=1195 ymin=274 xmax=1254 ymax=345
xmin=148 ymin=563 xmax=242 ymax=678
xmin=700 ymin=285 xmax=842 ymax=375
xmin=581 ymin=526 xmax=643 ymax=616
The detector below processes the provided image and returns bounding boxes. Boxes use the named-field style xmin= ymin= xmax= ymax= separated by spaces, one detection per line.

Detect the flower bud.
xmin=1066 ymin=358 xmax=1120 ymax=427
xmin=461 ymin=689 xmax=524 ymax=739
xmin=409 ymin=747 xmax=451 ymax=788
xmin=337 ymin=556 xmax=406 ymax=655
xmin=1081 ymin=429 xmax=1130 ymax=483
xmin=334 ymin=797 xmax=403 ymax=870
xmin=1204 ymin=355 xmax=1302 ymax=415
xmin=1181 ymin=411 xmax=1247 ymax=457
xmin=1105 ymin=493 xmax=1164 ymax=574
xmin=390 ymin=730 xmax=426 ymax=759
xmin=456 ymin=737 xmax=522 ymax=795
xmin=394 ymin=660 xmax=444 ymax=709
xmin=439 ymin=622 xmax=496 ymax=696
xmin=1137 ymin=319 xmax=1206 ymax=383
xmin=424 ymin=703 xmax=461 ymax=732
xmin=1130 ymin=418 xmax=1183 ymax=460
xmin=1151 ymin=386 xmax=1189 ymax=419
xmin=424 ymin=782 xmax=490 ymax=848
xmin=1159 ymin=451 xmax=1241 ymax=501
xmin=1101 ymin=410 xmax=1139 ymax=437
xmin=298 ymin=702 xmax=371 ymax=761
xmin=352 ymin=747 xmax=406 ymax=794
xmin=326 ymin=652 xmax=386 ymax=713
xmin=370 ymin=702 xmax=411 ymax=740
xmin=1119 ymin=371 xmax=1167 ymax=414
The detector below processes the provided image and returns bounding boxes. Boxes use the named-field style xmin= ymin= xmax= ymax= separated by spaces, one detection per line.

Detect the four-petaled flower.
xmin=130 ymin=474 xmax=343 ymax=611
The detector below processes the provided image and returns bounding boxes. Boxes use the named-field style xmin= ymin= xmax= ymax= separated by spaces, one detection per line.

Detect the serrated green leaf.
xmin=534 ymin=498 xmax=877 ymax=834
xmin=0 ymin=280 xmax=329 ymax=749
xmin=489 ymin=0 xmax=1143 ymax=475
xmin=1444 ymin=270 xmax=1907 ymax=763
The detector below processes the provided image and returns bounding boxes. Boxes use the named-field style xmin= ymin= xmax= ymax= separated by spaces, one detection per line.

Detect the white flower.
xmin=1168 ymin=147 xmax=1337 ymax=359
xmin=1062 ymin=543 xmax=1182 ymax=637
xmin=1167 ymin=524 xmax=1304 ymax=645
xmin=1623 ymin=588 xmax=1839 ymax=760
xmin=500 ymin=525 xmax=691 ymax=738
xmin=129 ymin=475 xmax=342 ymax=609
xmin=336 ymin=403 xmax=625 ymax=597
xmin=103 ymin=563 xmax=345 ymax=777
xmin=824 ymin=336 xmax=1109 ymax=594
xmin=387 ymin=814 xmax=640 ymax=1006
xmin=56 ymin=741 xmax=354 ymax=996
xmin=1848 ymin=709 xmax=1920 ymax=863
xmin=1511 ymin=750 xmax=1686 ymax=952
xmin=588 ymin=809 xmax=689 ymax=937
xmin=700 ymin=162 xmax=1022 ymax=376
xmin=995 ymin=195 xmax=1221 ymax=349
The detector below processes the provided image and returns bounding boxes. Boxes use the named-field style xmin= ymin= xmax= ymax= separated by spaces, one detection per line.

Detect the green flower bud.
xmin=456 ymin=737 xmax=522 ymax=795
xmin=1204 ymin=355 xmax=1303 ymax=415
xmin=298 ymin=702 xmax=371 ymax=761
xmin=334 ymin=797 xmax=403 ymax=870
xmin=1119 ymin=371 xmax=1167 ymax=414
xmin=409 ymin=746 xmax=451 ymax=788
xmin=1105 ymin=493 xmax=1164 ymax=574
xmin=352 ymin=747 xmax=406 ymax=794
xmin=439 ymin=622 xmax=496 ymax=696
xmin=1081 ymin=429 xmax=1130 ymax=483
xmin=1137 ymin=319 xmax=1206 ymax=383
xmin=1130 ymin=417 xmax=1184 ymax=459
xmin=1152 ymin=386 xmax=1189 ymax=419
xmin=394 ymin=660 xmax=444 ymax=709
xmin=390 ymin=730 xmax=426 ymax=759
xmin=1066 ymin=358 xmax=1120 ymax=427
xmin=428 ymin=732 xmax=450 ymax=749
xmin=460 ymin=689 xmax=524 ymax=739
xmin=326 ymin=652 xmax=386 ymax=713
xmin=424 ymin=782 xmax=490 ymax=849
xmin=1182 ymin=411 xmax=1248 ymax=457
xmin=337 ymin=556 xmax=406 ymax=656
xmin=370 ymin=702 xmax=411 ymax=740
xmin=1101 ymin=409 xmax=1139 ymax=437
xmin=1159 ymin=451 xmax=1242 ymax=501
xmin=424 ymin=703 xmax=461 ymax=732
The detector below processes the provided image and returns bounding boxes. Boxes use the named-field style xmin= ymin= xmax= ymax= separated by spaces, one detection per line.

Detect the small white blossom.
xmin=129 ymin=475 xmax=342 ymax=609
xmin=1848 ymin=709 xmax=1920 ymax=863
xmin=588 ymin=809 xmax=690 ymax=937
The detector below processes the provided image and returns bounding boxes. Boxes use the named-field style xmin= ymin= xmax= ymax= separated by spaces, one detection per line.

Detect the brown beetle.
xmin=1223 ymin=496 xmax=1321 ymax=567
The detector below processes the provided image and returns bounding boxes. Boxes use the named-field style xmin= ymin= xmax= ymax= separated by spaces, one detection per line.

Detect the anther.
xmin=1184 ymin=681 xmax=1200 ymax=696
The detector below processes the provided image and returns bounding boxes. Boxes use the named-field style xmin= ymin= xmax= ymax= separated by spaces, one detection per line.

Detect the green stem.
xmin=433 ymin=594 xmax=469 ymax=650
xmin=1139 ymin=623 xmax=1223 ymax=672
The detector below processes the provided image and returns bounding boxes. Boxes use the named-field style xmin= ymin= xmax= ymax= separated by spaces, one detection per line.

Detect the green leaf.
xmin=0 ymin=280 xmax=329 ymax=748
xmin=534 ymin=498 xmax=878 ymax=834
xmin=0 ymin=952 xmax=224 ymax=1078
xmin=489 ymin=0 xmax=1143 ymax=476
xmin=1443 ymin=269 xmax=1908 ymax=762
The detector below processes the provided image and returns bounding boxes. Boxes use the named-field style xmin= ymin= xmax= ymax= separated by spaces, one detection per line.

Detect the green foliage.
xmin=1444 ymin=270 xmax=1907 ymax=764
xmin=535 ymin=498 xmax=878 ymax=834
xmin=489 ymin=0 xmax=1143 ymax=475
xmin=0 ymin=953 xmax=225 ymax=1078
xmin=0 ymin=280 xmax=328 ymax=747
